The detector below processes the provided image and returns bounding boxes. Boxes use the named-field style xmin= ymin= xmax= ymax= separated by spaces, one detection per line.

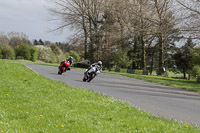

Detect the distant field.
xmin=0 ymin=61 xmax=200 ymax=132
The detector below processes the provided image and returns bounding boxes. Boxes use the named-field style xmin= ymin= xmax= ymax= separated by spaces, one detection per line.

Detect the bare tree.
xmin=150 ymin=0 xmax=178 ymax=75
xmin=48 ymin=0 xmax=89 ymax=59
xmin=0 ymin=33 xmax=9 ymax=45
xmin=176 ymin=0 xmax=200 ymax=39
xmin=48 ymin=0 xmax=105 ymax=62
xmin=125 ymin=0 xmax=154 ymax=69
xmin=7 ymin=32 xmax=29 ymax=47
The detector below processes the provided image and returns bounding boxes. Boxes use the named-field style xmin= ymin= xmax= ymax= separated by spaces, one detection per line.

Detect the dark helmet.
xmin=97 ymin=61 xmax=102 ymax=66
xmin=68 ymin=56 xmax=73 ymax=61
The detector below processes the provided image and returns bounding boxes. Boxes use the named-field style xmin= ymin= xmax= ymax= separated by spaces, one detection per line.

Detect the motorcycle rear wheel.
xmin=87 ymin=77 xmax=92 ymax=82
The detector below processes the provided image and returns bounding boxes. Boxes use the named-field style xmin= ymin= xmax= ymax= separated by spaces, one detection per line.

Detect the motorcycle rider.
xmin=60 ymin=56 xmax=73 ymax=71
xmin=85 ymin=61 xmax=102 ymax=74
xmin=66 ymin=56 xmax=73 ymax=66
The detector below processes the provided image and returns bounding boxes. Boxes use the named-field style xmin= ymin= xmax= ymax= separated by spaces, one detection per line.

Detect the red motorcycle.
xmin=58 ymin=61 xmax=71 ymax=75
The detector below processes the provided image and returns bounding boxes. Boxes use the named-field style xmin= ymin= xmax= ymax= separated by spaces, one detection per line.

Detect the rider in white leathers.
xmin=86 ymin=61 xmax=102 ymax=75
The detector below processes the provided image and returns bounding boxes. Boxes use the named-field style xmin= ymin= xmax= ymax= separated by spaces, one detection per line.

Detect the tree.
xmin=48 ymin=0 xmax=90 ymax=60
xmin=150 ymin=0 xmax=178 ymax=75
xmin=190 ymin=47 xmax=200 ymax=77
xmin=69 ymin=50 xmax=80 ymax=62
xmin=39 ymin=39 xmax=44 ymax=45
xmin=191 ymin=47 xmax=200 ymax=66
xmin=176 ymin=0 xmax=200 ymax=39
xmin=50 ymin=44 xmax=63 ymax=56
xmin=1 ymin=44 xmax=15 ymax=60
xmin=174 ymin=37 xmax=196 ymax=79
xmin=30 ymin=46 xmax=38 ymax=62
xmin=191 ymin=65 xmax=200 ymax=77
xmin=36 ymin=45 xmax=57 ymax=63
xmin=7 ymin=32 xmax=29 ymax=47
xmin=49 ymin=44 xmax=63 ymax=62
xmin=15 ymin=44 xmax=31 ymax=60
xmin=0 ymin=33 xmax=9 ymax=45
xmin=34 ymin=40 xmax=40 ymax=45
xmin=114 ymin=49 xmax=131 ymax=69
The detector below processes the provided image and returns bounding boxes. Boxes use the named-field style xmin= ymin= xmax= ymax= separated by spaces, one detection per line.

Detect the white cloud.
xmin=0 ymin=0 xmax=71 ymax=42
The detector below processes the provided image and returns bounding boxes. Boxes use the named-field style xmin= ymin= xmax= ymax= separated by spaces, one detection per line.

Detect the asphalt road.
xmin=25 ymin=64 xmax=200 ymax=126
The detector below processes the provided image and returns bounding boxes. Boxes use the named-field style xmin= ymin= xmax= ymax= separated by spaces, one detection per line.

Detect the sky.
xmin=0 ymin=0 xmax=72 ymax=43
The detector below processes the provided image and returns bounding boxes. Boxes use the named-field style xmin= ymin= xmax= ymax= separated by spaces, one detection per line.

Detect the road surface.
xmin=24 ymin=64 xmax=200 ymax=126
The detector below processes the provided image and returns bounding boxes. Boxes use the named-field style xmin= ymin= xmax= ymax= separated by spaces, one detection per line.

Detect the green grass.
xmin=105 ymin=71 xmax=200 ymax=93
xmin=0 ymin=59 xmax=59 ymax=66
xmin=0 ymin=62 xmax=200 ymax=132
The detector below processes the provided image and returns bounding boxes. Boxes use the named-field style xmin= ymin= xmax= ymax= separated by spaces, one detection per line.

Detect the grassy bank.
xmin=105 ymin=71 xmax=200 ymax=93
xmin=0 ymin=61 xmax=200 ymax=132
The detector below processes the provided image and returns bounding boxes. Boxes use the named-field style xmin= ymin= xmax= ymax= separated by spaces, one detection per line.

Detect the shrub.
xmin=1 ymin=44 xmax=15 ymax=60
xmin=50 ymin=44 xmax=63 ymax=56
xmin=15 ymin=44 xmax=31 ymax=60
xmin=114 ymin=49 xmax=131 ymax=69
xmin=36 ymin=45 xmax=57 ymax=63
xmin=30 ymin=46 xmax=38 ymax=62
xmin=49 ymin=44 xmax=63 ymax=63
xmin=69 ymin=50 xmax=80 ymax=62
xmin=191 ymin=65 xmax=200 ymax=77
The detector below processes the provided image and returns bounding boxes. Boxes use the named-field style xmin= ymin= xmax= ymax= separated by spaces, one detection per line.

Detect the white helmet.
xmin=97 ymin=61 xmax=102 ymax=66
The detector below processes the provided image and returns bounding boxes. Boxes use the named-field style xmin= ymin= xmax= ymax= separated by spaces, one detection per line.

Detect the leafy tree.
xmin=36 ymin=45 xmax=57 ymax=63
xmin=69 ymin=50 xmax=80 ymax=62
xmin=49 ymin=44 xmax=63 ymax=63
xmin=114 ymin=49 xmax=131 ymax=69
xmin=39 ymin=39 xmax=44 ymax=45
xmin=1 ymin=44 xmax=15 ymax=60
xmin=191 ymin=65 xmax=200 ymax=77
xmin=34 ymin=40 xmax=39 ymax=45
xmin=30 ymin=46 xmax=38 ymax=62
xmin=174 ymin=37 xmax=196 ymax=79
xmin=15 ymin=44 xmax=38 ymax=61
xmin=191 ymin=47 xmax=200 ymax=66
xmin=15 ymin=44 xmax=31 ymax=60
xmin=50 ymin=44 xmax=63 ymax=56
xmin=190 ymin=47 xmax=200 ymax=78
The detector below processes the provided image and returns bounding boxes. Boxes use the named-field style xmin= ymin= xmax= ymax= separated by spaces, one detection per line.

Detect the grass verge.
xmin=105 ymin=71 xmax=200 ymax=93
xmin=0 ymin=62 xmax=200 ymax=132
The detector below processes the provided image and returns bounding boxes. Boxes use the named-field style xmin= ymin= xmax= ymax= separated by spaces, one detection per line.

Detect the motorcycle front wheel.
xmin=83 ymin=76 xmax=87 ymax=82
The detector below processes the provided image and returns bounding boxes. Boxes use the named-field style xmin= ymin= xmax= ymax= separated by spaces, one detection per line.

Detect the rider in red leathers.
xmin=58 ymin=56 xmax=73 ymax=74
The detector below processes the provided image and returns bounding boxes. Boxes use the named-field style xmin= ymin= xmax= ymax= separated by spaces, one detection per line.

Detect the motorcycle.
xmin=83 ymin=66 xmax=101 ymax=82
xmin=58 ymin=61 xmax=71 ymax=75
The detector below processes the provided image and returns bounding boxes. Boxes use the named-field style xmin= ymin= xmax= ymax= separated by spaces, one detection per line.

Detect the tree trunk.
xmin=150 ymin=52 xmax=154 ymax=75
xmin=82 ymin=16 xmax=88 ymax=60
xmin=187 ymin=74 xmax=190 ymax=80
xmin=141 ymin=34 xmax=146 ymax=70
xmin=158 ymin=35 xmax=165 ymax=75
xmin=183 ymin=72 xmax=186 ymax=79
xmin=89 ymin=19 xmax=94 ymax=63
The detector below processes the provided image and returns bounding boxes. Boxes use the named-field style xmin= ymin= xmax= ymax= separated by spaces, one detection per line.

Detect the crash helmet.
xmin=97 ymin=61 xmax=102 ymax=66
xmin=67 ymin=56 xmax=73 ymax=61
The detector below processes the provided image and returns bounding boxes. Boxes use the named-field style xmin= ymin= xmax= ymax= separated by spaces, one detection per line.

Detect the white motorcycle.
xmin=83 ymin=66 xmax=101 ymax=82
